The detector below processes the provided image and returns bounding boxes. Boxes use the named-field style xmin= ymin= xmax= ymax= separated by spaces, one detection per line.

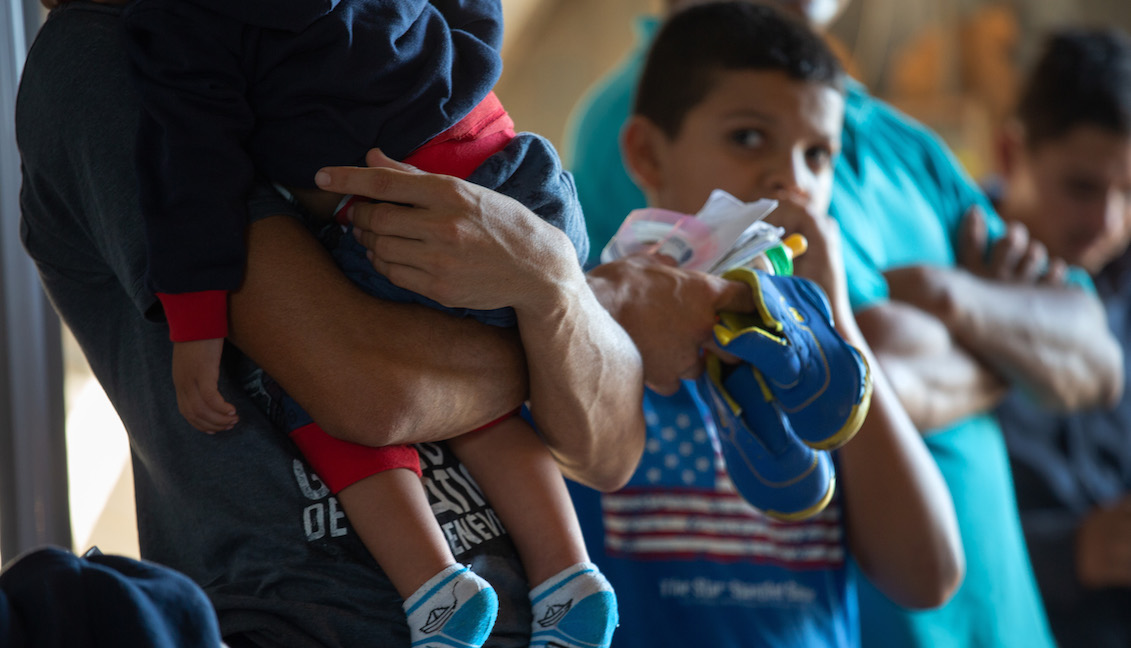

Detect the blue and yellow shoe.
xmin=697 ymin=355 xmax=835 ymax=521
xmin=712 ymin=267 xmax=872 ymax=450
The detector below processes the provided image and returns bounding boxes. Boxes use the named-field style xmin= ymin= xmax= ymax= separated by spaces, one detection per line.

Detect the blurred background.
xmin=497 ymin=0 xmax=1131 ymax=180
xmin=3 ymin=0 xmax=1131 ymax=566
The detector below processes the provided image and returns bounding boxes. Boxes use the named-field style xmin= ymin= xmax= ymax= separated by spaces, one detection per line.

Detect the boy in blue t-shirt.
xmin=569 ymin=4 xmax=962 ymax=646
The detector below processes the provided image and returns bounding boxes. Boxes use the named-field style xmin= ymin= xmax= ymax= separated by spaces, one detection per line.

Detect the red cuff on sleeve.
xmin=290 ymin=423 xmax=422 ymax=494
xmin=157 ymin=290 xmax=229 ymax=342
xmin=404 ymin=91 xmax=515 ymax=180
xmin=334 ymin=92 xmax=516 ymax=225
xmin=469 ymin=407 xmax=522 ymax=433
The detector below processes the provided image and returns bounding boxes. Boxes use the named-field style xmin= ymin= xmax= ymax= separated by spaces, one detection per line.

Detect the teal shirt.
xmin=563 ymin=16 xmax=657 ymax=266
xmin=831 ymin=81 xmax=1056 ymax=648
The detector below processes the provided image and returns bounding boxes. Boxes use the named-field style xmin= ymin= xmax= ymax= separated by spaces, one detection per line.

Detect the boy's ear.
xmin=621 ymin=115 xmax=668 ymax=195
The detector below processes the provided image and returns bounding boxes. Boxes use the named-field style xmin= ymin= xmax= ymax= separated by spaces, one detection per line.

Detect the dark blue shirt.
xmin=999 ymin=250 xmax=1131 ymax=648
xmin=123 ymin=0 xmax=503 ymax=294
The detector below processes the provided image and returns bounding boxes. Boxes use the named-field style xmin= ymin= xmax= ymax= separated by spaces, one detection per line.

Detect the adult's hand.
xmin=959 ymin=205 xmax=1067 ymax=285
xmin=588 ymin=253 xmax=754 ymax=394
xmin=317 ymin=149 xmax=583 ymax=317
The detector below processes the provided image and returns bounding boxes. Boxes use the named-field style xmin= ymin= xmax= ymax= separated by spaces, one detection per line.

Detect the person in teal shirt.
xmin=831 ymin=76 xmax=1113 ymax=648
xmin=563 ymin=16 xmax=654 ymax=267
xmin=565 ymin=1 xmax=1123 ymax=646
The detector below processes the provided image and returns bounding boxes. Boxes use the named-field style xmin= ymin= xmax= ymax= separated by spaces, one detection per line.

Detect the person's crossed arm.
xmin=885 ymin=208 xmax=1122 ymax=419
xmin=952 ymin=209 xmax=1121 ymax=410
xmin=859 ymin=207 xmax=1122 ymax=431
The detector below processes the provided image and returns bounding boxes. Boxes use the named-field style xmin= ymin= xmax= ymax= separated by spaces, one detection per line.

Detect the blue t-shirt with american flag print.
xmin=569 ymin=381 xmax=856 ymax=648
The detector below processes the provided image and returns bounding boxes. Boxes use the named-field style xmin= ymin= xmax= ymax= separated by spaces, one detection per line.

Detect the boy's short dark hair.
xmin=634 ymin=1 xmax=845 ymax=138
xmin=1017 ymin=28 xmax=1131 ymax=148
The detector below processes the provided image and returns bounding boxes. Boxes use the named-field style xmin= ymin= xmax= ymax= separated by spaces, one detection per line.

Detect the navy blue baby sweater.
xmin=123 ymin=0 xmax=503 ymax=302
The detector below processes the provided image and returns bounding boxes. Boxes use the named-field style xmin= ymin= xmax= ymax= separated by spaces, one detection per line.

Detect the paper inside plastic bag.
xmin=600 ymin=189 xmax=782 ymax=275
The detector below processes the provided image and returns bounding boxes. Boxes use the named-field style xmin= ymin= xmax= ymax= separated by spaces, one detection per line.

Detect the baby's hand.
xmin=172 ymin=338 xmax=238 ymax=433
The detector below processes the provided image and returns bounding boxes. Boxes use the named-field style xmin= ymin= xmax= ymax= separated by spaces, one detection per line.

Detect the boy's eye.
xmin=730 ymin=129 xmax=765 ymax=149
xmin=1063 ymin=177 xmax=1105 ymax=202
xmin=806 ymin=145 xmax=833 ymax=167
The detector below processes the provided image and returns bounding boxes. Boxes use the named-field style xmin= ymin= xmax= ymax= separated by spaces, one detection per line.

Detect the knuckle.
xmin=367 ymin=169 xmax=395 ymax=196
xmin=358 ymin=232 xmax=377 ymax=252
xmin=350 ymin=208 xmax=371 ymax=231
xmin=369 ymin=234 xmax=390 ymax=256
xmin=434 ymin=220 xmax=463 ymax=246
xmin=426 ymin=173 xmax=461 ymax=203
xmin=448 ymin=178 xmax=477 ymax=205
xmin=431 ymin=253 xmax=460 ymax=277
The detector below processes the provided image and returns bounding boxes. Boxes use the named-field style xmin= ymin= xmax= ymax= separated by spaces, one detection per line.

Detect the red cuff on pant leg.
xmin=290 ymin=423 xmax=422 ymax=494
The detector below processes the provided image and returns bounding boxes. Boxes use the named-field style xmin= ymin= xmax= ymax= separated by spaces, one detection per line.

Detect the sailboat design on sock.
xmin=405 ymin=565 xmax=498 ymax=648
xmin=537 ymin=600 xmax=573 ymax=627
xmin=419 ymin=585 xmax=458 ymax=635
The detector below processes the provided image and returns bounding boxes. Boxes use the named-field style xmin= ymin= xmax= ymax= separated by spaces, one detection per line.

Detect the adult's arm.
xmin=885 ymin=261 xmax=1123 ymax=412
xmin=948 ymin=210 xmax=1119 ymax=410
xmin=859 ymin=209 xmax=1121 ymax=428
xmin=854 ymin=300 xmax=1009 ymax=431
xmin=228 ymin=213 xmax=530 ymax=447
xmin=770 ymin=204 xmax=964 ymax=608
xmin=316 ymin=153 xmax=646 ymax=490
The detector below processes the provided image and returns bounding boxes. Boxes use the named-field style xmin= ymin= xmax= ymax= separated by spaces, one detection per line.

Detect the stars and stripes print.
xmin=601 ymin=385 xmax=845 ymax=570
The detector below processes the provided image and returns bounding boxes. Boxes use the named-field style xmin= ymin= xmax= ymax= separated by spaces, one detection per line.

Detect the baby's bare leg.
xmin=337 ymin=468 xmax=456 ymax=597
xmin=447 ymin=417 xmax=587 ymax=584
xmin=449 ymin=418 xmax=618 ymax=648
xmin=337 ymin=468 xmax=497 ymax=647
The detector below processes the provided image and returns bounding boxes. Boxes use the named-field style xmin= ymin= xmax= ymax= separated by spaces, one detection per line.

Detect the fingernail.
xmin=315 ymin=170 xmax=331 ymax=187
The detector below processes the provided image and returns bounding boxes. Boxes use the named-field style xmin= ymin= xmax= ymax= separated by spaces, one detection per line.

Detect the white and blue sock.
xmin=403 ymin=564 xmax=498 ymax=648
xmin=529 ymin=562 xmax=618 ymax=648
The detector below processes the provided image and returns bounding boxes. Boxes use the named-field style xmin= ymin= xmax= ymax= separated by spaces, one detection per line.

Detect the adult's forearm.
xmin=856 ymin=302 xmax=1008 ymax=431
xmin=229 ymin=215 xmax=528 ymax=446
xmin=941 ymin=273 xmax=1123 ymax=410
xmin=516 ymin=262 xmax=646 ymax=492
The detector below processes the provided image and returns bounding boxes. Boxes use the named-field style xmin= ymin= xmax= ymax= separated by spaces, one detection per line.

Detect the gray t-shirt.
xmin=16 ymin=3 xmax=529 ymax=646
